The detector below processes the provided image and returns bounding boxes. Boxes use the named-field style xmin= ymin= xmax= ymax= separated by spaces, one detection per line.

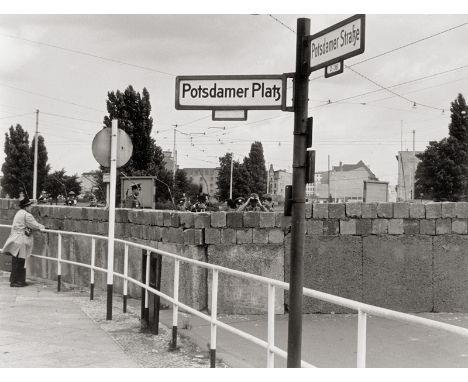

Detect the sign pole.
xmin=106 ymin=119 xmax=118 ymax=320
xmin=287 ymin=17 xmax=310 ymax=368
xmin=33 ymin=109 xmax=39 ymax=200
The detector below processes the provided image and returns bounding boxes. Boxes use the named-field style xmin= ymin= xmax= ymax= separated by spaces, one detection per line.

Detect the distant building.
xmin=396 ymin=151 xmax=422 ymax=201
xmin=78 ymin=172 xmax=98 ymax=194
xmin=163 ymin=150 xmax=178 ymax=174
xmin=308 ymin=160 xmax=379 ymax=202
xmin=267 ymin=165 xmax=292 ymax=199
xmin=183 ymin=167 xmax=219 ymax=196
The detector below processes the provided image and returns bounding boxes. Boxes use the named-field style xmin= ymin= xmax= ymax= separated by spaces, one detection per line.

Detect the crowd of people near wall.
xmin=176 ymin=192 xmax=275 ymax=212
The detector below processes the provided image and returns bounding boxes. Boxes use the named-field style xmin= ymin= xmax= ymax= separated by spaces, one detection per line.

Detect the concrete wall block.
xmin=434 ymin=236 xmax=468 ymax=311
xmin=220 ymin=228 xmax=236 ymax=244
xmin=340 ymin=219 xmax=357 ymax=235
xmin=436 ymin=218 xmax=452 ymax=235
xmin=69 ymin=207 xmax=82 ymax=220
xmin=170 ymin=212 xmax=180 ymax=227
xmin=161 ymin=227 xmax=171 ymax=242
xmin=313 ymin=203 xmax=328 ymax=219
xmin=268 ymin=229 xmax=284 ymax=244
xmin=163 ymin=211 xmax=172 ymax=227
xmin=179 ymin=212 xmax=194 ymax=228
xmin=356 ymin=219 xmax=372 ymax=236
xmin=226 ymin=212 xmax=243 ymax=228
xmin=274 ymin=212 xmax=283 ymax=227
xmin=409 ymin=203 xmax=425 ymax=219
xmin=346 ymin=202 xmax=362 ymax=218
xmin=1 ymin=199 xmax=9 ymax=209
xmin=372 ymin=219 xmax=388 ymax=234
xmin=420 ymin=220 xmax=436 ymax=235
xmin=363 ymin=235 xmax=433 ymax=312
xmin=393 ymin=203 xmax=410 ymax=218
xmin=259 ymin=212 xmax=276 ymax=228
xmin=455 ymin=202 xmax=468 ymax=218
xmin=140 ymin=210 xmax=153 ymax=226
xmin=183 ymin=229 xmax=195 ymax=245
xmin=388 ymin=219 xmax=404 ymax=235
xmin=253 ymin=229 xmax=269 ymax=244
xmin=361 ymin=203 xmax=377 ymax=218
xmin=285 ymin=235 xmax=362 ymax=314
xmin=211 ymin=211 xmax=226 ymax=228
xmin=328 ymin=203 xmax=345 ymax=218
xmin=153 ymin=211 xmax=164 ymax=226
xmin=115 ymin=209 xmax=128 ymax=223
xmin=194 ymin=229 xmax=204 ymax=245
xmin=208 ymin=244 xmax=284 ymax=314
xmin=194 ymin=213 xmax=211 ymax=229
xmin=426 ymin=203 xmax=442 ymax=219
xmin=403 ymin=219 xmax=420 ymax=235
xmin=305 ymin=203 xmax=312 ymax=219
xmin=280 ymin=215 xmax=292 ymax=231
xmin=243 ymin=212 xmax=261 ymax=228
xmin=441 ymin=202 xmax=457 ymax=218
xmin=323 ymin=219 xmax=339 ymax=235
xmin=98 ymin=222 xmax=109 ymax=236
xmin=377 ymin=203 xmax=393 ymax=218
xmin=452 ymin=219 xmax=468 ymax=234
xmin=130 ymin=224 xmax=143 ymax=239
xmin=237 ymin=229 xmax=253 ymax=244
xmin=205 ymin=228 xmax=221 ymax=244
xmin=148 ymin=226 xmax=162 ymax=242
xmin=306 ymin=220 xmax=323 ymax=235
xmin=168 ymin=227 xmax=184 ymax=243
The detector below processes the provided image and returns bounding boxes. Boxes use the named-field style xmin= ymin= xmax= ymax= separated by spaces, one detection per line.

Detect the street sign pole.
xmin=106 ymin=119 xmax=118 ymax=320
xmin=287 ymin=17 xmax=310 ymax=368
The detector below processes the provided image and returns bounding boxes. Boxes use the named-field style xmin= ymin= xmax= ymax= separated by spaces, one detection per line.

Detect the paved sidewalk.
xmin=159 ymin=306 xmax=468 ymax=368
xmin=0 ymin=273 xmax=138 ymax=368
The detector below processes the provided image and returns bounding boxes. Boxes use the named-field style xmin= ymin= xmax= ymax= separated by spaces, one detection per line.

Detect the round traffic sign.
xmin=92 ymin=127 xmax=133 ymax=168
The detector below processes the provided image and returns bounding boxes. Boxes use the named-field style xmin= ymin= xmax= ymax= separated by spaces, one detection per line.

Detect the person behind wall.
xmin=2 ymin=197 xmax=45 ymax=287
xmin=124 ymin=184 xmax=142 ymax=208
xmin=237 ymin=193 xmax=268 ymax=212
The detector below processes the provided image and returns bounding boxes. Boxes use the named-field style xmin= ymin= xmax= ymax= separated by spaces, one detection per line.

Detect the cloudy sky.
xmin=1 ymin=8 xmax=467 ymax=186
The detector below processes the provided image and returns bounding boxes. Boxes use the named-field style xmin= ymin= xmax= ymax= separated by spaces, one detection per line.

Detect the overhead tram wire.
xmin=0 ymin=82 xmax=105 ymax=113
xmin=0 ymin=33 xmax=175 ymax=78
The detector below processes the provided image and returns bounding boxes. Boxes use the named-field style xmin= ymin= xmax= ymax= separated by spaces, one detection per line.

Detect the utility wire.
xmin=0 ymin=32 xmax=175 ymax=78
xmin=0 ymin=82 xmax=105 ymax=113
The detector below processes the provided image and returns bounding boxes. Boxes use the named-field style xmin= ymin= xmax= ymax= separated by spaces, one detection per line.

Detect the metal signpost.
xmin=92 ymin=121 xmax=133 ymax=320
xmin=174 ymin=14 xmax=365 ymax=367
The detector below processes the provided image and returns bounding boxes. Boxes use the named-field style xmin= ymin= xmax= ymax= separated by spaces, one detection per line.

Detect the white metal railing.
xmin=2 ymin=223 xmax=468 ymax=368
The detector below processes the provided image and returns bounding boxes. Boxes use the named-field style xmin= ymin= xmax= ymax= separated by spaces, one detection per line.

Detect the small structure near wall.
xmin=120 ymin=176 xmax=157 ymax=209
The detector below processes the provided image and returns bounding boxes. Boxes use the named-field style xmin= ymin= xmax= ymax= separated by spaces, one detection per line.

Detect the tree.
xmin=216 ymin=152 xmax=251 ymax=201
xmin=44 ymin=169 xmax=81 ymax=199
xmin=173 ymin=169 xmax=191 ymax=201
xmin=100 ymin=85 xmax=172 ymax=205
xmin=1 ymin=125 xmax=33 ymax=198
xmin=30 ymin=135 xmax=51 ymax=196
xmin=415 ymin=94 xmax=468 ymax=201
xmin=244 ymin=141 xmax=267 ymax=196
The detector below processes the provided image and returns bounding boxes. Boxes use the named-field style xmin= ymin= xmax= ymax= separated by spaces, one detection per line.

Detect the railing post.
xmin=145 ymin=250 xmax=150 ymax=326
xmin=90 ymin=238 xmax=95 ymax=300
xmin=123 ymin=244 xmax=128 ymax=312
xmin=57 ymin=234 xmax=62 ymax=292
xmin=357 ymin=310 xmax=367 ymax=368
xmin=267 ymin=284 xmax=276 ymax=368
xmin=171 ymin=259 xmax=180 ymax=350
xmin=210 ymin=269 xmax=218 ymax=368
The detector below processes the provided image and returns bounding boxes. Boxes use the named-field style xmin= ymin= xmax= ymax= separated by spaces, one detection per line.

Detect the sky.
xmin=1 ymin=5 xmax=468 ymax=187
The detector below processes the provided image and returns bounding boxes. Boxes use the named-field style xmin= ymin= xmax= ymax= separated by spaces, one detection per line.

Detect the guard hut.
xmin=120 ymin=176 xmax=157 ymax=209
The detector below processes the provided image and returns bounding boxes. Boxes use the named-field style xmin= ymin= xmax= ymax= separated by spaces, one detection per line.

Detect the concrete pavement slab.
xmin=0 ymin=274 xmax=138 ymax=368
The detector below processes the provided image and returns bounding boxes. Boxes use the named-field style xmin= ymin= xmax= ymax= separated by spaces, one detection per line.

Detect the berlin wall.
xmin=1 ymin=199 xmax=468 ymax=314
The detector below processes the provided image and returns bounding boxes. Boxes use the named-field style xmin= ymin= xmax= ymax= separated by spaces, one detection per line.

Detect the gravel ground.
xmin=37 ymin=279 xmax=229 ymax=368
